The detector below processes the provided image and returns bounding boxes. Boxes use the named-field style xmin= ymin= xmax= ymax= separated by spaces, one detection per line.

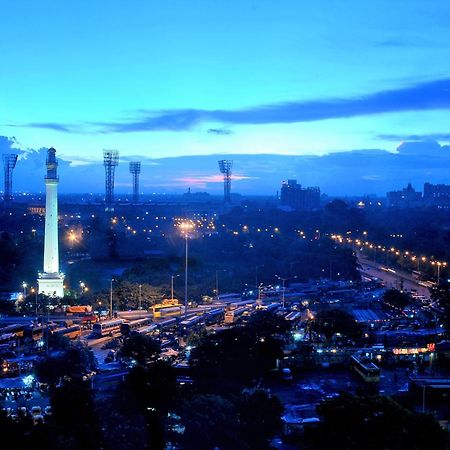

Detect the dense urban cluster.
xmin=1 ymin=182 xmax=450 ymax=449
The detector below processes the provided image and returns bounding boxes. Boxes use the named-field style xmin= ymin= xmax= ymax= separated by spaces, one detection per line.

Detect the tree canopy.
xmin=311 ymin=308 xmax=361 ymax=340
xmin=314 ymin=393 xmax=448 ymax=450
xmin=383 ymin=289 xmax=410 ymax=310
xmin=120 ymin=334 xmax=161 ymax=366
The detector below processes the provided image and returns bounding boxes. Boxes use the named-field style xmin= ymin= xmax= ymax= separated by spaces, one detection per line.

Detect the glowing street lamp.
xmin=275 ymin=275 xmax=298 ymax=309
xmin=30 ymin=287 xmax=39 ymax=319
xmin=170 ymin=274 xmax=180 ymax=301
xmin=110 ymin=278 xmax=115 ymax=319
xmin=66 ymin=229 xmax=77 ymax=249
xmin=79 ymin=281 xmax=88 ymax=296
xmin=22 ymin=282 xmax=27 ymax=298
xmin=215 ymin=269 xmax=227 ymax=301
xmin=138 ymin=284 xmax=142 ymax=310
xmin=179 ymin=222 xmax=194 ymax=317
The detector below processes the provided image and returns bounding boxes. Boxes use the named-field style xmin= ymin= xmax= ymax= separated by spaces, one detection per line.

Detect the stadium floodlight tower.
xmin=103 ymin=150 xmax=119 ymax=212
xmin=129 ymin=161 xmax=141 ymax=203
xmin=3 ymin=153 xmax=18 ymax=208
xmin=218 ymin=159 xmax=233 ymax=203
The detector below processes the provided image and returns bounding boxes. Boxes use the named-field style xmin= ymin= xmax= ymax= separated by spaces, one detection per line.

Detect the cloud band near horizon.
xmin=10 ymin=78 xmax=450 ymax=134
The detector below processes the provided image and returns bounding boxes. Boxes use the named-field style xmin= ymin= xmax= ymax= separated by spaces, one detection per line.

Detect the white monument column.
xmin=38 ymin=147 xmax=64 ymax=298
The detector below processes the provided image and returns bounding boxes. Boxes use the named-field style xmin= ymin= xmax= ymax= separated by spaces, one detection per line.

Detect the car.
xmin=44 ymin=406 xmax=52 ymax=416
xmin=31 ymin=406 xmax=42 ymax=417
xmin=82 ymin=370 xmax=96 ymax=381
xmin=104 ymin=350 xmax=116 ymax=363
xmin=176 ymin=376 xmax=193 ymax=386
xmin=120 ymin=357 xmax=137 ymax=368
xmin=1 ymin=407 xmax=12 ymax=418
xmin=33 ymin=414 xmax=44 ymax=425
xmin=325 ymin=392 xmax=340 ymax=399
xmin=281 ymin=367 xmax=293 ymax=381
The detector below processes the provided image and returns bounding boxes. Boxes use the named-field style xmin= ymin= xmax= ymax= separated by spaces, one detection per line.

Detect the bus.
xmin=351 ymin=355 xmax=380 ymax=382
xmin=151 ymin=300 xmax=183 ymax=318
xmin=203 ymin=308 xmax=225 ymax=325
xmin=179 ymin=315 xmax=205 ymax=334
xmin=418 ymin=280 xmax=435 ymax=288
xmin=156 ymin=317 xmax=179 ymax=331
xmin=80 ymin=314 xmax=98 ymax=325
xmin=66 ymin=305 xmax=92 ymax=314
xmin=53 ymin=325 xmax=82 ymax=340
xmin=412 ymin=270 xmax=424 ymax=281
xmin=120 ymin=317 xmax=154 ymax=335
xmin=92 ymin=319 xmax=124 ymax=337
xmin=0 ymin=324 xmax=27 ymax=339
xmin=134 ymin=324 xmax=158 ymax=335
xmin=24 ymin=326 xmax=46 ymax=342
xmin=285 ymin=311 xmax=302 ymax=322
xmin=0 ymin=332 xmax=17 ymax=348
xmin=256 ymin=302 xmax=281 ymax=312
xmin=263 ymin=302 xmax=281 ymax=313
xmin=224 ymin=307 xmax=248 ymax=324
xmin=218 ymin=293 xmax=242 ymax=303
xmin=380 ymin=266 xmax=396 ymax=274
xmin=229 ymin=300 xmax=255 ymax=309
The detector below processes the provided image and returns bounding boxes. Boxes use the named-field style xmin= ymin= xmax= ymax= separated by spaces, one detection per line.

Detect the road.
xmin=358 ymin=256 xmax=431 ymax=298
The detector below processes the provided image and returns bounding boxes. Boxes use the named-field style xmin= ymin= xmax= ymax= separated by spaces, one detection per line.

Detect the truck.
xmin=66 ymin=305 xmax=92 ymax=314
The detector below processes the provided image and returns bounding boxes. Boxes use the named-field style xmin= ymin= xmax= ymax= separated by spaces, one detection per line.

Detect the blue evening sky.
xmin=2 ymin=1 xmax=450 ymax=168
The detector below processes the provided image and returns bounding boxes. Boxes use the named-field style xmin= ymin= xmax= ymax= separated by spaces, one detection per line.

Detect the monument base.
xmin=38 ymin=274 xmax=64 ymax=298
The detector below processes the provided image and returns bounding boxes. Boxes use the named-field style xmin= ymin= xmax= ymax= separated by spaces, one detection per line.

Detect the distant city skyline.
xmin=3 ymin=136 xmax=450 ymax=196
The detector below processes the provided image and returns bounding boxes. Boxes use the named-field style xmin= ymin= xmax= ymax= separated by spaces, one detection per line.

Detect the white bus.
xmin=92 ymin=319 xmax=124 ymax=337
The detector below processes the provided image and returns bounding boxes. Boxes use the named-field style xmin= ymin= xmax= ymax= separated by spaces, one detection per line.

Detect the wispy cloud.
xmin=96 ymin=78 xmax=450 ymax=132
xmin=207 ymin=128 xmax=232 ymax=135
xmin=374 ymin=38 xmax=412 ymax=48
xmin=378 ymin=133 xmax=450 ymax=142
xmin=9 ymin=122 xmax=76 ymax=133
xmin=8 ymin=78 xmax=450 ymax=134
xmin=176 ymin=174 xmax=255 ymax=184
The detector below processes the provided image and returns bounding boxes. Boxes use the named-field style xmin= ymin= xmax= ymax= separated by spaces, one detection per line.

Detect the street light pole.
xmin=422 ymin=385 xmax=427 ymax=413
xmin=255 ymin=265 xmax=263 ymax=290
xmin=179 ymin=222 xmax=194 ymax=318
xmin=110 ymin=278 xmax=114 ymax=319
xmin=138 ymin=284 xmax=142 ymax=310
xmin=184 ymin=233 xmax=188 ymax=318
xmin=275 ymin=276 xmax=287 ymax=309
xmin=32 ymin=288 xmax=38 ymax=320
xmin=276 ymin=275 xmax=297 ymax=309
xmin=216 ymin=270 xmax=219 ymax=301
xmin=215 ymin=269 xmax=226 ymax=302
xmin=170 ymin=274 xmax=180 ymax=301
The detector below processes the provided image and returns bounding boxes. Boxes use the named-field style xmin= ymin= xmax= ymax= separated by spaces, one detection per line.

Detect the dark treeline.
xmin=1 ymin=312 xmax=447 ymax=450
xmin=2 ymin=200 xmax=450 ymax=296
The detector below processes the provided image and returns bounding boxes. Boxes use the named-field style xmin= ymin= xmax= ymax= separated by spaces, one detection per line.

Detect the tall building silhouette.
xmin=38 ymin=148 xmax=64 ymax=298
